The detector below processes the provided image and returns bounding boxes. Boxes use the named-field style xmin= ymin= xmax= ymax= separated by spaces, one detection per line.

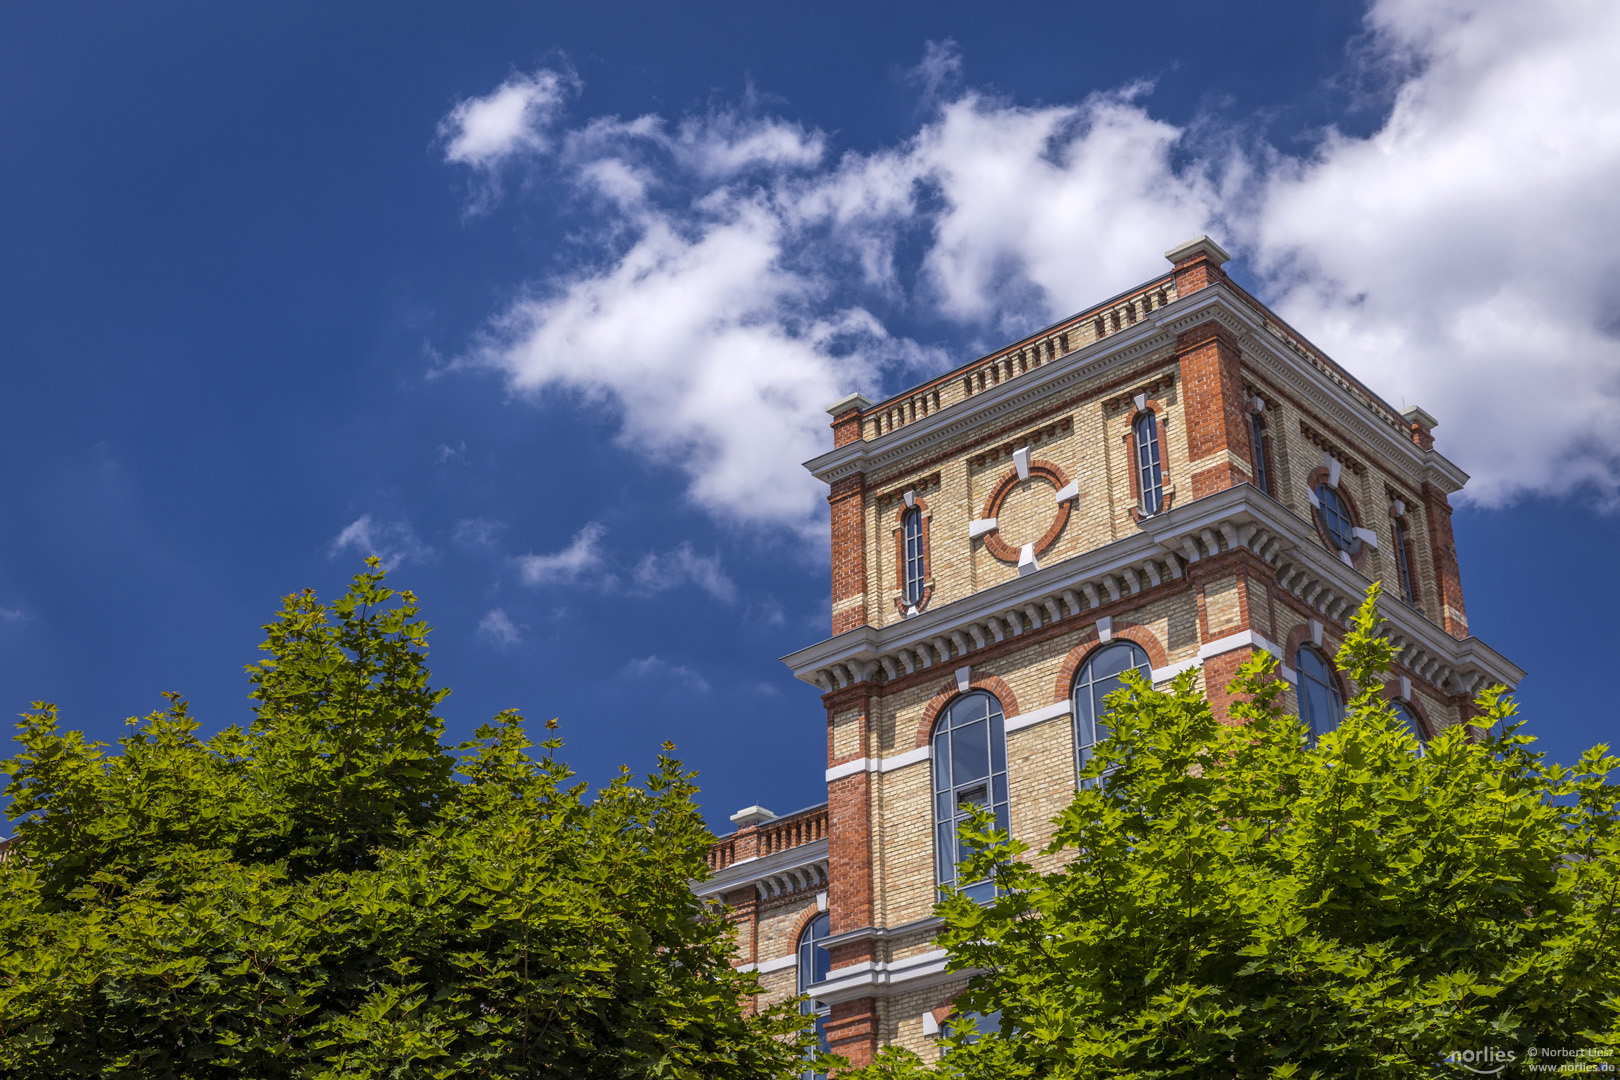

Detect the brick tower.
xmin=699 ymin=236 xmax=1523 ymax=1069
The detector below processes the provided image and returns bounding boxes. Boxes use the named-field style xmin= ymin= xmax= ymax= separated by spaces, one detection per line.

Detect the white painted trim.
xmin=1280 ymin=665 xmax=1299 ymax=685
xmin=1198 ymin=629 xmax=1283 ymax=662
xmin=824 ymin=745 xmax=935 ymax=782
xmin=1353 ymin=526 xmax=1379 ymax=550
xmin=1096 ymin=615 xmax=1113 ymax=642
xmin=1017 ymin=543 xmax=1039 ymax=576
xmin=1324 ymin=451 xmax=1342 ymax=488
xmin=1054 ymin=479 xmax=1080 ymax=503
xmin=1400 ymin=676 xmax=1412 ymax=701
xmin=968 ymin=517 xmax=998 ymax=539
xmin=1152 ymin=657 xmax=1202 ymax=683
xmin=903 ymin=489 xmax=916 ymax=509
xmin=955 ymin=666 xmax=972 ymax=693
xmin=738 ymin=953 xmax=798 ymax=975
xmin=1012 ymin=446 xmax=1031 ymax=481
xmin=1004 ymin=699 xmax=1072 ymax=732
xmin=922 ymin=1012 xmax=940 ymax=1036
xmin=1310 ymin=620 xmax=1324 ymax=648
xmin=809 ymin=948 xmax=952 ymax=1004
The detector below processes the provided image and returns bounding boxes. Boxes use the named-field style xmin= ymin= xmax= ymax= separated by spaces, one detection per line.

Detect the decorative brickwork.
xmin=978 ymin=460 xmax=1073 ymax=563
xmin=914 ymin=674 xmax=1022 ymax=749
xmin=1051 ymin=622 xmax=1171 ymax=702
xmin=1421 ymin=481 xmax=1469 ymax=639
xmin=830 ymin=473 xmax=868 ymax=635
xmin=891 ymin=496 xmax=934 ymax=615
xmin=1175 ymin=320 xmax=1254 ymax=498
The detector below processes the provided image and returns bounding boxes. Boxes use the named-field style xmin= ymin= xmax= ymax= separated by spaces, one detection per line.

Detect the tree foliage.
xmin=852 ymin=586 xmax=1620 ymax=1079
xmin=0 ymin=562 xmax=813 ymax=1079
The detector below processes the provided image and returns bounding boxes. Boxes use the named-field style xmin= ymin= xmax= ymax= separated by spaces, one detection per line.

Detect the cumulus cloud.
xmin=448 ymin=8 xmax=1620 ymax=521
xmin=477 ymin=607 xmax=524 ymax=648
xmin=514 ymin=521 xmax=605 ymax=585
xmin=632 ymin=544 xmax=737 ymax=603
xmin=440 ymin=69 xmax=573 ymax=170
xmin=1250 ymin=0 xmax=1620 ymax=505
xmin=328 ymin=515 xmax=434 ymax=569
xmin=621 ymin=654 xmax=710 ymax=693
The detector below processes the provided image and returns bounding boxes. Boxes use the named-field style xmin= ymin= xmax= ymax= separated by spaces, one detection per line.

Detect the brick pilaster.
xmin=1176 ymin=320 xmax=1254 ymax=498
xmin=826 ymin=997 xmax=880 ymax=1070
xmin=829 ymin=473 xmax=868 ymax=635
xmin=1421 ymin=482 xmax=1469 ymax=639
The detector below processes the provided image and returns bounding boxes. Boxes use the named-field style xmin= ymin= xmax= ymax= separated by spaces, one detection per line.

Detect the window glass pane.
xmin=989 ymin=712 xmax=1006 ymax=773
xmin=951 ymin=721 xmax=989 ymax=787
xmin=1090 ymin=642 xmax=1137 ymax=679
xmin=936 ymin=822 xmax=956 ymax=884
xmin=932 ymin=731 xmax=949 ymax=791
xmin=992 ymin=772 xmax=1007 ymax=805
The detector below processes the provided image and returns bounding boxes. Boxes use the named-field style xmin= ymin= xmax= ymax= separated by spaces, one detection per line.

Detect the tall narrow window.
xmin=797 ymin=913 xmax=832 ymax=1080
xmin=1249 ymin=412 xmax=1271 ymax=495
xmin=1134 ymin=413 xmax=1164 ymax=515
xmin=932 ymin=692 xmax=1009 ymax=903
xmin=902 ymin=508 xmax=925 ymax=608
xmin=1389 ymin=699 xmax=1427 ymax=757
xmin=1072 ymin=642 xmax=1152 ymax=788
xmin=1393 ymin=516 xmax=1416 ymax=604
xmin=1295 ymin=645 xmax=1344 ymax=744
xmin=1315 ymin=485 xmax=1356 ymax=551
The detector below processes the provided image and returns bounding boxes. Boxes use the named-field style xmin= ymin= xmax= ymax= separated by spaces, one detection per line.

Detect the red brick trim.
xmin=977 ymin=460 xmax=1073 ymax=563
xmin=1421 ymin=481 xmax=1469 ymax=639
xmin=787 ymin=904 xmax=828 ymax=956
xmin=914 ymin=675 xmax=1021 ymax=749
xmin=1051 ymin=622 xmax=1169 ymax=702
xmin=829 ymin=473 xmax=868 ymax=635
xmin=1305 ymin=465 xmax=1369 ymax=571
xmin=892 ymin=496 xmax=935 ymax=615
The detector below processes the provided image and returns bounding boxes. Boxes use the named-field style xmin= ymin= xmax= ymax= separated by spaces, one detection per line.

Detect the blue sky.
xmin=3 ymin=1 xmax=1617 ymax=835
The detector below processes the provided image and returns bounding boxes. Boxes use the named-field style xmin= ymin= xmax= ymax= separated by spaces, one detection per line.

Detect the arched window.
xmin=1390 ymin=698 xmax=1427 ymax=756
xmin=1134 ymin=413 xmax=1164 ymax=515
xmin=1315 ymin=484 xmax=1356 ymax=551
xmin=1393 ymin=515 xmax=1416 ymax=604
xmin=797 ymin=912 xmax=831 ymax=1079
xmin=1248 ymin=412 xmax=1271 ymax=496
xmin=932 ymin=691 xmax=1008 ymax=903
xmin=1295 ymin=645 xmax=1344 ymax=743
xmin=943 ymin=1009 xmax=1004 ymax=1044
xmin=902 ymin=508 xmax=925 ymax=608
xmin=1072 ymin=641 xmax=1152 ymax=788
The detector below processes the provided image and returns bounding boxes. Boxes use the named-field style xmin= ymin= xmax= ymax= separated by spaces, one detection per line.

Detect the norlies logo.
xmin=1446 ymin=1048 xmax=1518 ymax=1075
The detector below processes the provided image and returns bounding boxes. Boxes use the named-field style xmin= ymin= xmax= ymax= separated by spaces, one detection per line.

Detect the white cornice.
xmin=783 ymin=484 xmax=1521 ymax=698
xmin=808 ymin=285 xmax=1469 ymax=496
xmin=691 ymin=838 xmax=829 ymax=899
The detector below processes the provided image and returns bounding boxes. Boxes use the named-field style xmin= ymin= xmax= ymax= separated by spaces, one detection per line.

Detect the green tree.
xmin=0 ymin=561 xmax=815 ymax=1079
xmin=852 ymin=586 xmax=1620 ymax=1079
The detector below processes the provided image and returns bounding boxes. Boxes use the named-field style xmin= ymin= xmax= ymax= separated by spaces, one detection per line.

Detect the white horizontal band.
xmin=825 ymin=744 xmax=933 ymax=782
xmin=1004 ymin=699 xmax=1071 ymax=732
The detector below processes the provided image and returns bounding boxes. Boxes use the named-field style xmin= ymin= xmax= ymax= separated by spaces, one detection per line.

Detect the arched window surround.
xmin=929 ymin=689 xmax=1011 ymax=902
xmin=915 ymin=674 xmax=1021 ymax=749
xmin=1052 ymin=622 xmax=1168 ymax=700
xmin=1305 ymin=464 xmax=1369 ymax=570
xmin=891 ymin=496 xmax=934 ymax=616
xmin=1381 ymin=685 xmax=1434 ymax=746
xmin=1388 ymin=502 xmax=1421 ymax=607
xmin=1244 ymin=394 xmax=1276 ymax=498
xmin=1124 ymin=402 xmax=1173 ymax=522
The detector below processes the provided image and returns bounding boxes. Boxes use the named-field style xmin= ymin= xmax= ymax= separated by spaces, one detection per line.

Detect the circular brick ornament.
xmin=978 ymin=460 xmax=1072 ymax=563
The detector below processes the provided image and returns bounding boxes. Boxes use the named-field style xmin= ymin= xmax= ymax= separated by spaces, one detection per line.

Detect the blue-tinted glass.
xmin=936 ymin=823 xmax=955 ymax=883
xmin=1295 ymin=646 xmax=1343 ymax=741
xmin=962 ymin=879 xmax=994 ymax=903
xmin=935 ymin=789 xmax=953 ymax=820
xmin=1090 ymin=642 xmax=1138 ymax=679
xmin=1250 ymin=414 xmax=1270 ymax=494
xmin=1391 ymin=699 xmax=1425 ymax=750
xmin=1317 ymin=486 xmax=1355 ymax=550
xmin=992 ymin=772 xmax=1007 ymax=804
xmin=989 ymin=712 xmax=1005 ymax=773
xmin=952 ymin=721 xmax=989 ymax=787
xmin=1136 ymin=414 xmax=1164 ymax=514
xmin=1394 ymin=518 xmax=1415 ymax=603
xmin=903 ymin=509 xmax=925 ymax=604
xmin=933 ymin=730 xmax=949 ymax=791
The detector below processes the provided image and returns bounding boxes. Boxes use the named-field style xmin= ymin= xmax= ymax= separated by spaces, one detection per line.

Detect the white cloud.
xmin=477 ymin=607 xmax=524 ymax=648
xmin=1250 ymin=0 xmax=1620 ymax=506
xmin=436 ymin=441 xmax=468 ymax=464
xmin=453 ymin=517 xmax=506 ymax=548
xmin=632 ymin=544 xmax=737 ymax=603
xmin=328 ymin=515 xmax=434 ymax=569
xmin=448 ymin=11 xmax=1620 ymax=521
xmin=440 ymin=69 xmax=573 ymax=170
xmin=621 ymin=654 xmax=710 ymax=693
xmin=514 ymin=521 xmax=605 ymax=585
xmin=0 ymin=605 xmax=26 ymax=623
